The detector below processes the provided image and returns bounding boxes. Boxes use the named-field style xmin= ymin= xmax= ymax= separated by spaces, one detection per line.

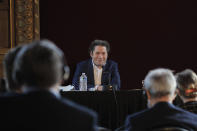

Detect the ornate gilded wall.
xmin=15 ymin=0 xmax=40 ymax=44
xmin=0 ymin=0 xmax=40 ymax=78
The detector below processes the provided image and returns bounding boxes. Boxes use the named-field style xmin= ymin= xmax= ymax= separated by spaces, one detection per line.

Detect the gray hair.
xmin=144 ymin=68 xmax=177 ymax=98
xmin=13 ymin=39 xmax=65 ymax=89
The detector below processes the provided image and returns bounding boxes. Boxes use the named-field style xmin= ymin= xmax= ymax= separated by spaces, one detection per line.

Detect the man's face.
xmin=90 ymin=45 xmax=108 ymax=67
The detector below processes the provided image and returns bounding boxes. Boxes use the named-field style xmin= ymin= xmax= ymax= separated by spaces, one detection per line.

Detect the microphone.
xmin=108 ymin=74 xmax=119 ymax=126
xmin=107 ymin=72 xmax=111 ymax=90
xmin=102 ymin=72 xmax=118 ymax=113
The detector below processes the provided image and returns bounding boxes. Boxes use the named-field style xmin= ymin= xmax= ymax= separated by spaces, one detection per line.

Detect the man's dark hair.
xmin=3 ymin=45 xmax=23 ymax=91
xmin=13 ymin=39 xmax=65 ymax=89
xmin=89 ymin=39 xmax=110 ymax=53
xmin=176 ymin=69 xmax=197 ymax=98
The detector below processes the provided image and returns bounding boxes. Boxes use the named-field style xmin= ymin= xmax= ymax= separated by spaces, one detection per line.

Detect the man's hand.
xmin=96 ymin=85 xmax=103 ymax=91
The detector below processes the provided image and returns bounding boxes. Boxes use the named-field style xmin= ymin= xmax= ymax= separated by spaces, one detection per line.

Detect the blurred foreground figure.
xmin=2 ymin=45 xmax=23 ymax=93
xmin=176 ymin=69 xmax=197 ymax=114
xmin=0 ymin=40 xmax=98 ymax=131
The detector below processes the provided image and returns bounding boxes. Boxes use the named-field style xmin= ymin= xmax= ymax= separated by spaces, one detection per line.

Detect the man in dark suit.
xmin=124 ymin=68 xmax=197 ymax=131
xmin=0 ymin=40 xmax=98 ymax=131
xmin=72 ymin=39 xmax=120 ymax=91
xmin=2 ymin=45 xmax=23 ymax=93
xmin=176 ymin=69 xmax=197 ymax=114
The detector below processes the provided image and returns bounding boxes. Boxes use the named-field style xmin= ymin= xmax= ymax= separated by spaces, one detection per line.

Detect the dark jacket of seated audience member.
xmin=0 ymin=90 xmax=97 ymax=131
xmin=72 ymin=59 xmax=120 ymax=90
xmin=179 ymin=101 xmax=197 ymax=114
xmin=0 ymin=78 xmax=6 ymax=93
xmin=125 ymin=102 xmax=197 ymax=131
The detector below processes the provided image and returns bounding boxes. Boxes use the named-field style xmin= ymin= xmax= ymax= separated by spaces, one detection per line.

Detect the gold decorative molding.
xmin=10 ymin=0 xmax=14 ymax=48
xmin=14 ymin=0 xmax=40 ymax=45
xmin=34 ymin=0 xmax=40 ymax=40
xmin=0 ymin=48 xmax=10 ymax=55
xmin=0 ymin=0 xmax=40 ymax=78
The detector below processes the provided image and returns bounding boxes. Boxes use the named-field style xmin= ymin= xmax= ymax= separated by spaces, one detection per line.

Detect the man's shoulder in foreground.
xmin=59 ymin=96 xmax=98 ymax=130
xmin=125 ymin=102 xmax=197 ymax=131
xmin=61 ymin=96 xmax=97 ymax=118
xmin=27 ymin=91 xmax=98 ymax=130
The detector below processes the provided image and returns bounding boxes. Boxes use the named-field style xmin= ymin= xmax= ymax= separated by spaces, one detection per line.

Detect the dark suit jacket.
xmin=0 ymin=90 xmax=97 ymax=131
xmin=179 ymin=101 xmax=197 ymax=114
xmin=125 ymin=102 xmax=197 ymax=131
xmin=72 ymin=59 xmax=121 ymax=90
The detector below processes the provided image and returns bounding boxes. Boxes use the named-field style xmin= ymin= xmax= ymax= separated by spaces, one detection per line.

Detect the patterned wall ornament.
xmin=15 ymin=0 xmax=40 ymax=45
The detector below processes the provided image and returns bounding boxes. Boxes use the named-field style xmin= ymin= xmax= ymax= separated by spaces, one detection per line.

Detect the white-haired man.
xmin=124 ymin=68 xmax=197 ymax=131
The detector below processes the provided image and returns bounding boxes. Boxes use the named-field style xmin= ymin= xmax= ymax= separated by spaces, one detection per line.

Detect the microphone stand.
xmin=107 ymin=73 xmax=119 ymax=127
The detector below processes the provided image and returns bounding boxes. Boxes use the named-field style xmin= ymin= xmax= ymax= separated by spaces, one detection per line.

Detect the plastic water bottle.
xmin=79 ymin=73 xmax=87 ymax=91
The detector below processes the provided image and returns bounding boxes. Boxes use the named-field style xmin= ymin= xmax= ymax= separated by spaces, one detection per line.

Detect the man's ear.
xmin=90 ymin=51 xmax=93 ymax=58
xmin=175 ymin=88 xmax=179 ymax=95
xmin=146 ymin=90 xmax=151 ymax=100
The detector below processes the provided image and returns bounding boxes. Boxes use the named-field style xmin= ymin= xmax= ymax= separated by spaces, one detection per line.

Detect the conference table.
xmin=60 ymin=89 xmax=147 ymax=130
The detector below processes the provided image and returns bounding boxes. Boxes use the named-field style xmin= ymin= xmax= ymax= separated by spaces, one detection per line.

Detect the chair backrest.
xmin=151 ymin=126 xmax=190 ymax=131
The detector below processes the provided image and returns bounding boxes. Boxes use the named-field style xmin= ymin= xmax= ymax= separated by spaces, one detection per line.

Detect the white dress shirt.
xmin=91 ymin=61 xmax=103 ymax=91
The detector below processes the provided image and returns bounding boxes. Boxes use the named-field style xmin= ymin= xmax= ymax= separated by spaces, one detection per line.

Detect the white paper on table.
xmin=59 ymin=85 xmax=74 ymax=91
